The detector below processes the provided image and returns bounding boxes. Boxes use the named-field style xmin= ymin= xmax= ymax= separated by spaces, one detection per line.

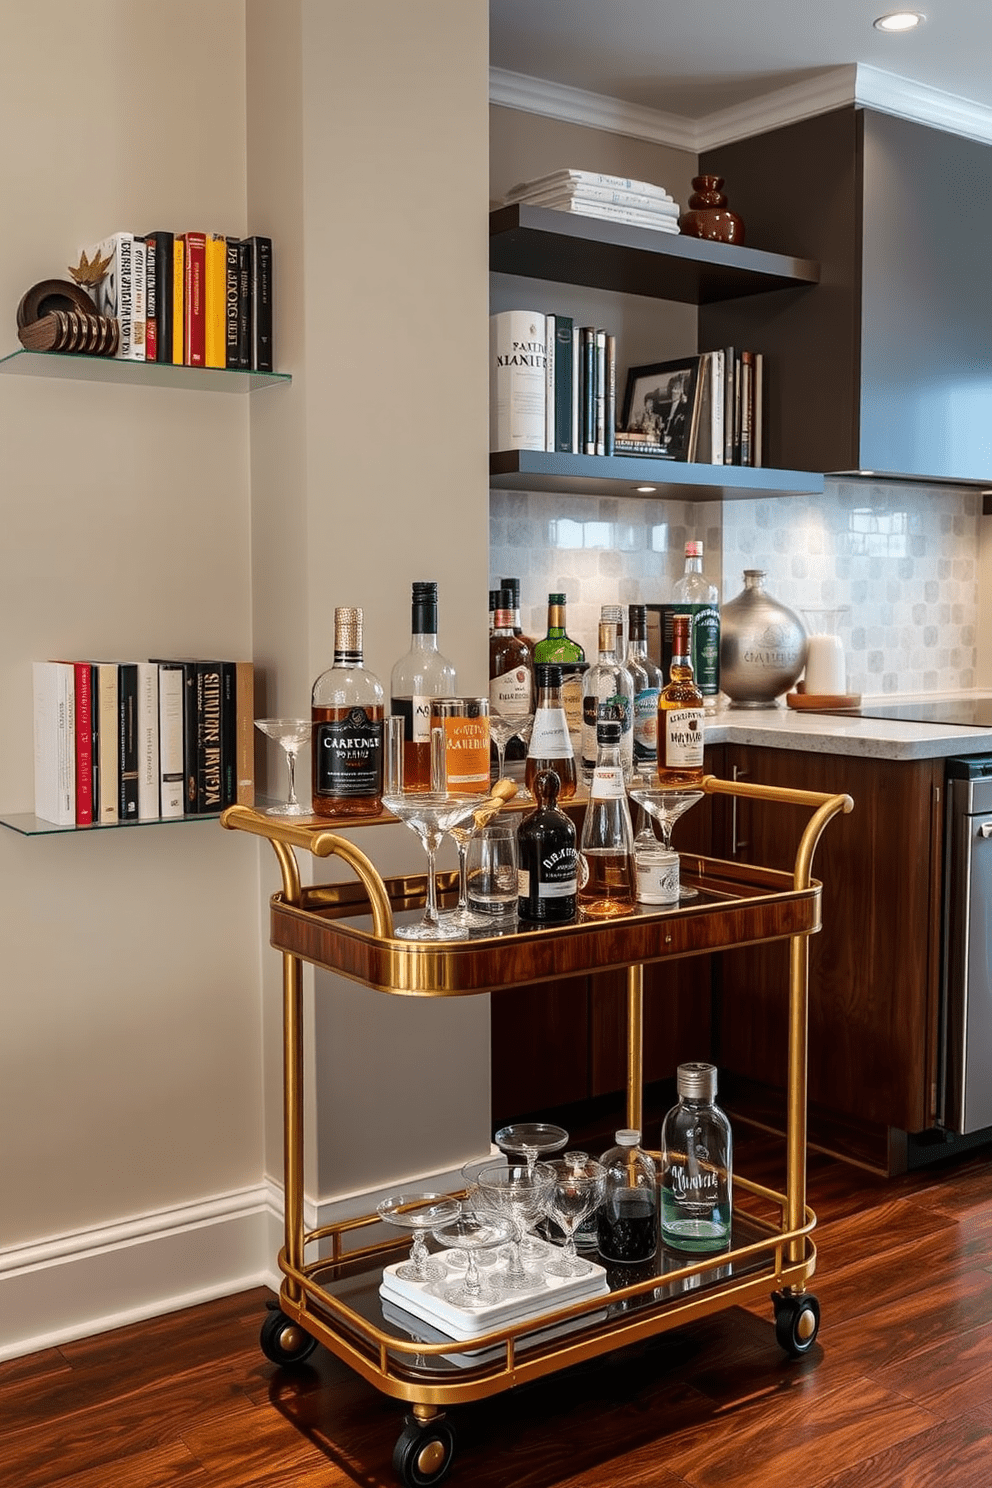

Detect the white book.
xmin=753 ymin=352 xmax=764 ymax=467
xmin=516 ymin=183 xmax=680 ymax=217
xmin=130 ymin=236 xmax=147 ymax=362
xmin=33 ymin=662 xmax=75 ymax=825
xmin=545 ymin=312 xmax=556 ymax=452
xmin=489 ymin=310 xmax=547 ymax=452
xmin=95 ymin=663 xmax=119 ymax=823
xmin=82 ymin=232 xmax=142 ymax=360
xmin=709 ymin=350 xmax=725 ymax=465
xmin=539 ymin=199 xmax=680 ymax=234
xmin=137 ymin=662 xmax=160 ymax=820
xmin=157 ymin=665 xmax=185 ymax=819
xmin=506 ymin=168 xmax=676 ymax=204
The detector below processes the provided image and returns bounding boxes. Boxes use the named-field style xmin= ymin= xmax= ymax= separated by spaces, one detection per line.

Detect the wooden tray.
xmin=786 ymin=690 xmax=861 ymax=710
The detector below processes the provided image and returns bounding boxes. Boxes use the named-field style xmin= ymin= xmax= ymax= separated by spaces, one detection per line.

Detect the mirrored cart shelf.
xmin=0 ymin=348 xmax=291 ymax=391
xmin=489 ymin=450 xmax=824 ymax=502
xmin=0 ymin=811 xmax=222 ymax=837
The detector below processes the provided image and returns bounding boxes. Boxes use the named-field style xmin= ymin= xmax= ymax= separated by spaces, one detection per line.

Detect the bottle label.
xmin=528 ymin=706 xmax=572 ymax=759
xmin=662 ymin=708 xmax=705 ymax=769
xmin=636 ymin=848 xmax=680 ymax=904
xmin=632 ymin=687 xmax=660 ymax=761
xmin=391 ymin=695 xmax=433 ymax=744
xmin=581 ymin=694 xmax=632 ymax=773
xmin=518 ymin=848 xmax=577 ymax=899
xmin=490 ymin=666 xmax=531 ymax=716
xmin=590 ymin=765 xmax=624 ymax=799
xmin=314 ymin=709 xmax=382 ymax=797
xmin=442 ymin=715 xmax=490 ymax=791
xmin=561 ymin=673 xmax=584 ymax=738
xmin=664 ymin=604 xmax=720 ymax=698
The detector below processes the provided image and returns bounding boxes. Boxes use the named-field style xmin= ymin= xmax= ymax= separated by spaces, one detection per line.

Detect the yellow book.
xmin=172 ymin=238 xmax=185 ymax=364
xmin=204 ymin=233 xmax=227 ymax=369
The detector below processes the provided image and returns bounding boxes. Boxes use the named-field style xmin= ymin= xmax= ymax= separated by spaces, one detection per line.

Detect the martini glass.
xmin=441 ymin=819 xmax=492 ymax=932
xmin=543 ymin=1158 xmax=606 ymax=1278
xmin=495 ymin=1122 xmax=569 ymax=1257
xmin=254 ymin=718 xmax=312 ymax=816
xmin=382 ymin=718 xmax=488 ymax=941
xmin=627 ymin=787 xmax=704 ymax=900
xmin=489 ymin=711 xmax=520 ymax=784
xmin=376 ymin=1193 xmax=462 ymax=1284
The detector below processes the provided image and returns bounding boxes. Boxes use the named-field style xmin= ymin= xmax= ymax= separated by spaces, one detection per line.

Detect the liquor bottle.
xmin=517 ymin=768 xmax=578 ymax=923
xmin=488 ymin=588 xmax=499 ymax=635
xmin=534 ymin=593 xmax=585 ymax=665
xmin=390 ymin=581 xmax=457 ymax=791
xmin=597 ymin=1129 xmax=658 ymax=1264
xmin=667 ymin=540 xmax=721 ymax=708
xmin=657 ymin=611 xmax=705 ymax=787
xmin=580 ymin=611 xmax=634 ymax=783
xmin=525 ymin=664 xmax=577 ymax=800
xmin=311 ymin=606 xmax=385 ymax=818
xmin=625 ymin=603 xmax=662 ymax=778
xmin=489 ymin=587 xmax=534 ymax=740
xmin=577 ymin=718 xmax=636 ymax=918
xmin=500 ymin=576 xmax=536 ymax=647
xmin=660 ymin=1062 xmax=733 ymax=1253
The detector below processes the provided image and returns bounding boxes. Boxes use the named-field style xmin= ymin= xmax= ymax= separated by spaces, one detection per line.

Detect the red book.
xmin=181 ymin=231 xmax=207 ymax=367
xmin=72 ymin=662 xmax=94 ymax=824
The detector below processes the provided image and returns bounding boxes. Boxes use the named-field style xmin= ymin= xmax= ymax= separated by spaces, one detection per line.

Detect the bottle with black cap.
xmin=390 ymin=580 xmax=456 ymax=791
xmin=577 ymin=717 xmax=636 ymax=918
xmin=517 ymin=769 xmax=578 ymax=923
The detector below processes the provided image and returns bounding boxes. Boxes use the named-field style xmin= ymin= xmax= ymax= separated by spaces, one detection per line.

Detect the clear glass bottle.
xmin=660 ymin=1062 xmax=733 ymax=1253
xmin=390 ymin=581 xmax=457 ymax=791
xmin=625 ymin=603 xmax=662 ymax=778
xmin=311 ymin=606 xmax=385 ymax=818
xmin=580 ymin=611 xmax=634 ymax=784
xmin=597 ymin=1129 xmax=658 ymax=1264
xmin=669 ymin=540 xmax=721 ymax=708
xmin=577 ymin=719 xmax=636 ymax=918
xmin=516 ymin=768 xmax=578 ymax=923
xmin=525 ymin=664 xmax=576 ymax=800
xmin=657 ymin=611 xmax=705 ymax=787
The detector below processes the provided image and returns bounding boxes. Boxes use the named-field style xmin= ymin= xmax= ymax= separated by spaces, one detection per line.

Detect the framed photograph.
xmin=620 ymin=357 xmax=700 ymax=462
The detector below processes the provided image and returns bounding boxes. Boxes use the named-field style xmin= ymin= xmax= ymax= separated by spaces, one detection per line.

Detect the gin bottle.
xmin=625 ymin=603 xmax=662 ymax=778
xmin=660 ymin=1062 xmax=732 ymax=1252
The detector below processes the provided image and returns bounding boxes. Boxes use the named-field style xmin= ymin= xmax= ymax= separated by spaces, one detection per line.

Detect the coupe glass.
xmin=475 ymin=1160 xmax=554 ymax=1291
xmin=432 ymin=1207 xmax=514 ymax=1309
xmin=627 ymin=787 xmax=704 ymax=900
xmin=543 ymin=1158 xmax=607 ymax=1278
xmin=376 ymin=1192 xmax=462 ymax=1283
xmin=382 ymin=717 xmax=488 ymax=941
xmin=254 ymin=718 xmax=312 ymax=816
xmin=495 ymin=1122 xmax=569 ymax=1258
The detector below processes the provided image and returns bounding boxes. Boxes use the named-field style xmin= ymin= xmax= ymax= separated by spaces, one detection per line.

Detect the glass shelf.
xmin=0 ymin=348 xmax=290 ymax=392
xmin=0 ymin=811 xmax=222 ymax=837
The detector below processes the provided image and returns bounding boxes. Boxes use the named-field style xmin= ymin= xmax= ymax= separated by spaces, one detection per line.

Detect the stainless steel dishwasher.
xmin=942 ymin=756 xmax=992 ymax=1134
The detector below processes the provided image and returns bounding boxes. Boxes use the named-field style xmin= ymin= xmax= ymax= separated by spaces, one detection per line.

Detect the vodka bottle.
xmin=625 ymin=603 xmax=662 ymax=777
xmin=660 ymin=1063 xmax=732 ymax=1253
xmin=311 ymin=606 xmax=385 ymax=818
xmin=669 ymin=540 xmax=720 ymax=707
xmin=389 ymin=581 xmax=457 ymax=791
xmin=580 ymin=612 xmax=634 ymax=783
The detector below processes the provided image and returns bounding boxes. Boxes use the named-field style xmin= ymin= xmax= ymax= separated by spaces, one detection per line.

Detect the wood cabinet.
xmin=699 ymin=106 xmax=992 ymax=484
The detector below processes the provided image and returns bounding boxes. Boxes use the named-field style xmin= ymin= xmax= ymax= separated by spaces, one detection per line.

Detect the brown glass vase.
xmin=679 ymin=175 xmax=745 ymax=245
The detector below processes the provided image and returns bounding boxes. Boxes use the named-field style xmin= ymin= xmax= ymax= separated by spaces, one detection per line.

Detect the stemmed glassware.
xmin=382 ymin=717 xmax=489 ymax=941
xmin=627 ymin=787 xmax=704 ymax=900
xmin=543 ymin=1158 xmax=607 ymax=1278
xmin=254 ymin=718 xmax=312 ymax=816
xmin=376 ymin=1192 xmax=462 ymax=1283
xmin=494 ymin=1122 xmax=569 ymax=1257
xmin=489 ymin=710 xmax=534 ymax=785
xmin=475 ymin=1160 xmax=554 ymax=1291
xmin=441 ymin=818 xmax=493 ymax=932
xmin=431 ymin=1207 xmax=514 ymax=1309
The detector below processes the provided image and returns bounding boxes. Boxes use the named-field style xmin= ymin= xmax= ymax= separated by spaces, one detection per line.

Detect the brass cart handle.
xmin=700 ymin=774 xmax=854 ymax=890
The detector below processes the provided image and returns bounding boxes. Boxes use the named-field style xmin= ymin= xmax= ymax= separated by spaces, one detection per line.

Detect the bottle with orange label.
xmin=430 ymin=697 xmax=491 ymax=795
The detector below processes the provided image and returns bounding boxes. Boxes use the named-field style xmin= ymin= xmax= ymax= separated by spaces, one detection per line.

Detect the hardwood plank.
xmin=810 ymin=1413 xmax=992 ymax=1488
xmin=42 ymin=1440 xmax=207 ymax=1488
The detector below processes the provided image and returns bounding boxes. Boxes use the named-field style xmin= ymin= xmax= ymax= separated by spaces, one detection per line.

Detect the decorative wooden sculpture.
xmin=16 ymin=271 xmax=119 ymax=356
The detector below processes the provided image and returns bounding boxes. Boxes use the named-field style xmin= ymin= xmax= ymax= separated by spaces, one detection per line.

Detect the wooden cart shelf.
xmin=221 ymin=773 xmax=852 ymax=1487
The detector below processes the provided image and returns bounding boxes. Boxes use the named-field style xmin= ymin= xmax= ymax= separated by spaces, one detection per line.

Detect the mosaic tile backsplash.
xmin=489 ymin=479 xmax=981 ymax=699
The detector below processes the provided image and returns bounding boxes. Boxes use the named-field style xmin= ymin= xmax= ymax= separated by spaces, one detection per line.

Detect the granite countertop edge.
xmin=705 ymin=697 xmax=992 ymax=761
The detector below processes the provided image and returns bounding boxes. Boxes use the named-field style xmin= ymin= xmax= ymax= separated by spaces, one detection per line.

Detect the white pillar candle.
xmin=804 ymin=633 xmax=846 ymax=696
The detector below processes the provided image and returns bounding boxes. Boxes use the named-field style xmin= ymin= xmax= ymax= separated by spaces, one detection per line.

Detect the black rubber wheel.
xmin=259 ymin=1305 xmax=318 ymax=1366
xmin=772 ymin=1290 xmax=820 ymax=1357
xmin=392 ymin=1417 xmax=456 ymax=1488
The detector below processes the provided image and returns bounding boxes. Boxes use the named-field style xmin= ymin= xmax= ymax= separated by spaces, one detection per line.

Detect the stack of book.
xmin=79 ymin=230 xmax=273 ymax=371
xmin=490 ymin=309 xmax=616 ymax=456
xmin=615 ymin=348 xmax=764 ymax=466
xmin=32 ymin=659 xmax=254 ymax=828
xmin=504 ymin=168 xmax=680 ymax=235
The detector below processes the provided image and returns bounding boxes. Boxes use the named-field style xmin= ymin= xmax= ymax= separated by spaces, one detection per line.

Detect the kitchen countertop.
xmin=704 ymin=696 xmax=992 ymax=761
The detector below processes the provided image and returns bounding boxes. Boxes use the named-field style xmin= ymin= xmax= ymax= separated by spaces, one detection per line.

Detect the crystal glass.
xmin=489 ymin=710 xmax=532 ymax=784
xmin=465 ymin=818 xmax=519 ymax=921
xmin=495 ymin=1123 xmax=569 ymax=1258
xmin=544 ymin=1157 xmax=607 ymax=1278
xmin=382 ymin=717 xmax=488 ymax=941
xmin=431 ymin=1207 xmax=514 ymax=1309
xmin=376 ymin=1193 xmax=461 ymax=1283
xmin=254 ymin=718 xmax=312 ymax=816
xmin=627 ymin=787 xmax=704 ymax=900
xmin=441 ymin=818 xmax=492 ymax=932
xmin=475 ymin=1160 xmax=554 ymax=1291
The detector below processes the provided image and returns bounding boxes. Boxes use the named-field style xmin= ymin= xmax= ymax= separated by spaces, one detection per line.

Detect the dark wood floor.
xmin=5 ymin=1129 xmax=992 ymax=1488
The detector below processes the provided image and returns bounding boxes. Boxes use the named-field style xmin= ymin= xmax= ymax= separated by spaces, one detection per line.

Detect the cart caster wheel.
xmin=772 ymin=1290 xmax=820 ymax=1357
xmin=392 ymin=1416 xmax=455 ymax=1488
xmin=260 ymin=1306 xmax=318 ymax=1366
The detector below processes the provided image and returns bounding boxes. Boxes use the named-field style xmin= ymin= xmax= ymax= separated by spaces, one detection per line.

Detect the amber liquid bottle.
xmin=657 ymin=611 xmax=705 ymax=787
xmin=525 ymin=663 xmax=577 ymax=800
xmin=311 ymin=606 xmax=385 ymax=817
xmin=489 ymin=588 xmax=534 ymax=735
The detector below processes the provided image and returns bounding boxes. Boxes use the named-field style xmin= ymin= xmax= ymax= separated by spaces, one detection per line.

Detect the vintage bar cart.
xmin=222 ymin=773 xmax=851 ymax=1487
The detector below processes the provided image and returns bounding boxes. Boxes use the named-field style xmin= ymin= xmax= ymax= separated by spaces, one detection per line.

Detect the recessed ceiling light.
xmin=634 ymin=485 xmax=657 ymax=493
xmin=873 ymin=11 xmax=925 ymax=32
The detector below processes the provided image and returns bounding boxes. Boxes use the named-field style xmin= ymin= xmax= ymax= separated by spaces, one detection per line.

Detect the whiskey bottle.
xmin=517 ymin=768 xmax=578 ymax=923
xmin=657 ymin=611 xmax=705 ymax=788
xmin=389 ymin=580 xmax=457 ymax=791
xmin=625 ymin=603 xmax=662 ymax=778
xmin=577 ymin=718 xmax=636 ymax=918
xmin=525 ymin=664 xmax=577 ymax=801
xmin=312 ymin=606 xmax=385 ymax=817
xmin=580 ymin=612 xmax=634 ymax=784
xmin=500 ymin=576 xmax=536 ymax=647
xmin=668 ymin=540 xmax=721 ymax=708
xmin=489 ymin=587 xmax=534 ymax=737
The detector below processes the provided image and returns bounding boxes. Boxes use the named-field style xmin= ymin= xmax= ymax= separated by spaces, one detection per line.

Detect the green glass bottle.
xmin=534 ymin=593 xmax=586 ymax=666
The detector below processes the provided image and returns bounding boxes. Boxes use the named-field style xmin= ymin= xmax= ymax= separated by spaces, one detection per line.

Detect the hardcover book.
xmin=150 ymin=659 xmax=198 ymax=810
xmin=157 ymin=664 xmax=185 ymax=819
xmin=544 ymin=312 xmax=556 ymax=452
xmin=204 ymin=233 xmax=227 ymax=369
xmin=95 ymin=662 xmax=119 ymax=824
xmin=82 ymin=233 xmax=142 ymax=361
xmin=172 ymin=238 xmax=185 ymax=364
xmin=137 ymin=662 xmax=160 ymax=821
xmin=552 ymin=314 xmax=574 ymax=454
xmin=225 ymin=240 xmax=241 ymax=370
xmin=73 ymin=661 xmax=95 ymax=824
xmin=32 ymin=661 xmax=75 ymax=826
xmin=579 ymin=326 xmax=596 ymax=455
xmin=117 ymin=663 xmax=140 ymax=822
xmin=489 ymin=310 xmax=547 ymax=452
xmin=235 ymin=660 xmax=255 ymax=806
xmin=129 ymin=237 xmax=147 ymax=361
xmin=180 ymin=231 xmax=207 ymax=367
xmin=143 ymin=231 xmax=174 ymax=365
xmin=248 ymin=234 xmax=273 ymax=371
xmin=196 ymin=662 xmax=223 ymax=813
xmin=143 ymin=236 xmax=157 ymax=362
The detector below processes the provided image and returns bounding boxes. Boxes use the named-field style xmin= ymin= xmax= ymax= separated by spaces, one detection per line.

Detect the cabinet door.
xmin=718 ymin=745 xmax=943 ymax=1132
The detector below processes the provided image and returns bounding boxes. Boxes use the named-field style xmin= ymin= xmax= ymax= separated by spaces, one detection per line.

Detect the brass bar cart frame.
xmin=222 ymin=774 xmax=852 ymax=1487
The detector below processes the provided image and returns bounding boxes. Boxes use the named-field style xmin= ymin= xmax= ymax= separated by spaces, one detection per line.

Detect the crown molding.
xmin=491 ymin=62 xmax=992 ymax=152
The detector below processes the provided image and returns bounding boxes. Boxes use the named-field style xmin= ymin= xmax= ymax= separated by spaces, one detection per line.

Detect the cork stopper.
xmin=334 ymin=606 xmax=363 ymax=654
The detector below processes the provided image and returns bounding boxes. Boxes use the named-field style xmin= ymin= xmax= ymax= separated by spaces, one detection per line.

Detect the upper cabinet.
xmin=699 ymin=106 xmax=992 ymax=485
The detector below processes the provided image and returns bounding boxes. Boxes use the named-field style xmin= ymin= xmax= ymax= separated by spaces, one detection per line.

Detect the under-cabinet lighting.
xmin=634 ymin=485 xmax=657 ymax=493
xmin=873 ymin=11 xmax=925 ymax=32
